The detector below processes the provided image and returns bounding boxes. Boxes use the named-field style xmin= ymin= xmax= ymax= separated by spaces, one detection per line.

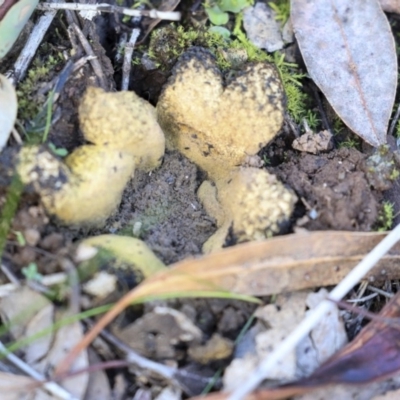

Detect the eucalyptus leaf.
xmin=291 ymin=0 xmax=397 ymax=147
xmin=0 ymin=0 xmax=39 ymax=59
xmin=0 ymin=74 xmax=17 ymax=152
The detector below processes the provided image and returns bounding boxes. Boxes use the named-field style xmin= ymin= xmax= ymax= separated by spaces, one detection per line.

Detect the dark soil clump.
xmin=270 ymin=147 xmax=381 ymax=231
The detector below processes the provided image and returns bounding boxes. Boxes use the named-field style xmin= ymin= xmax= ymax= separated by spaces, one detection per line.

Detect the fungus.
xmin=198 ymin=168 xmax=297 ymax=252
xmin=157 ymin=47 xmax=297 ymax=251
xmin=17 ymin=87 xmax=165 ymax=226
xmin=157 ymin=47 xmax=285 ymax=181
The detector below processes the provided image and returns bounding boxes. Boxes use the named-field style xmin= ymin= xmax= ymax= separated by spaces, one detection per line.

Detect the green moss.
xmin=16 ymin=54 xmax=61 ymax=124
xmin=390 ymin=167 xmax=400 ymax=180
xmin=149 ymin=25 xmax=230 ymax=70
xmin=16 ymin=53 xmax=63 ymax=145
xmin=333 ymin=115 xmax=346 ymax=134
xmin=0 ymin=175 xmax=24 ymax=261
xmin=376 ymin=201 xmax=395 ymax=232
xmin=338 ymin=136 xmax=361 ymax=149
xmin=304 ymin=110 xmax=320 ymax=130
xmin=268 ymin=0 xmax=290 ymax=24
xmin=396 ymin=119 xmax=400 ymax=138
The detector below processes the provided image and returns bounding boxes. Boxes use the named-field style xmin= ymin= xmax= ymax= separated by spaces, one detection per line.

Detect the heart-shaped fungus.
xmin=157 ymin=47 xmax=297 ymax=251
xmin=157 ymin=47 xmax=286 ymax=181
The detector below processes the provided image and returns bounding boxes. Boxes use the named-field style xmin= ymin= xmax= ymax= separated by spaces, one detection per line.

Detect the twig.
xmin=95 ymin=324 xmax=176 ymax=380
xmin=11 ymin=128 xmax=23 ymax=145
xmin=228 ymin=222 xmax=400 ymax=400
xmin=0 ymin=341 xmax=78 ymax=400
xmin=60 ymin=258 xmax=80 ymax=314
xmin=121 ymin=29 xmax=140 ymax=91
xmin=388 ymin=102 xmax=400 ymax=139
xmin=367 ymin=285 xmax=394 ymax=298
xmin=6 ymin=8 xmax=57 ymax=85
xmin=36 ymin=3 xmax=181 ymax=20
xmin=0 ymin=263 xmax=20 ymax=286
xmin=0 ymin=272 xmax=67 ymax=298
xmin=346 ymin=292 xmax=377 ymax=303
xmin=72 ymin=55 xmax=97 ymax=72
xmin=70 ymin=23 xmax=108 ymax=89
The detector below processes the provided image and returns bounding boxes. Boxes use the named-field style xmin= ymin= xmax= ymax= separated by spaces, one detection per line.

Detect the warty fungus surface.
xmin=17 ymin=87 xmax=165 ymax=226
xmin=157 ymin=47 xmax=286 ymax=181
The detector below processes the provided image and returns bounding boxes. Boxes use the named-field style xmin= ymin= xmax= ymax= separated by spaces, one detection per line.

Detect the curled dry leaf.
xmin=0 ymin=74 xmax=17 ymax=151
xmin=0 ymin=287 xmax=88 ymax=399
xmin=55 ymin=230 xmax=400 ymax=376
xmin=291 ymin=0 xmax=397 ymax=146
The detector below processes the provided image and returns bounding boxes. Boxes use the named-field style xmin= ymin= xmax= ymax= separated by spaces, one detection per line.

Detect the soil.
xmin=103 ymin=150 xmax=217 ymax=264
xmin=270 ymin=147 xmax=381 ymax=231
xmin=0 ymin=2 xmax=399 ymax=398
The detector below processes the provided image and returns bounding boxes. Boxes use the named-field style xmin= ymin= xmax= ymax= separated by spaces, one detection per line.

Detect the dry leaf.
xmin=55 ymin=231 xmax=400 ymax=377
xmin=292 ymin=292 xmax=400 ymax=387
xmin=243 ymin=291 xmax=400 ymax=399
xmin=0 ymin=372 xmax=49 ymax=400
xmin=224 ymin=289 xmax=347 ymax=391
xmin=291 ymin=0 xmax=397 ymax=146
xmin=0 ymin=287 xmax=88 ymax=399
xmin=0 ymin=74 xmax=17 ymax=151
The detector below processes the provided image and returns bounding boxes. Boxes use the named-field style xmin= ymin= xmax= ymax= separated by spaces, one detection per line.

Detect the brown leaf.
xmin=291 ymin=0 xmax=397 ymax=146
xmin=131 ymin=231 xmax=400 ymax=297
xmin=55 ymin=230 xmax=400 ymax=376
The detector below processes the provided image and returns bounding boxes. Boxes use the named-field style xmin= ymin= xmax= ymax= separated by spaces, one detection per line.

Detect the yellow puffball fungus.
xmin=157 ymin=47 xmax=285 ymax=181
xmin=79 ymin=87 xmax=165 ymax=172
xmin=157 ymin=47 xmax=297 ymax=251
xmin=198 ymin=168 xmax=297 ymax=252
xmin=17 ymin=87 xmax=165 ymax=226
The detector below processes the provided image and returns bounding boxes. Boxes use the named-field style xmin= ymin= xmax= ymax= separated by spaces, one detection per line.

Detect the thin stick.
xmin=388 ymin=102 xmax=400 ymax=138
xmin=0 ymin=341 xmax=78 ymax=400
xmin=37 ymin=3 xmax=181 ymax=21
xmin=228 ymin=223 xmax=400 ymax=400
xmin=121 ymin=29 xmax=140 ymax=91
xmin=95 ymin=324 xmax=176 ymax=380
xmin=70 ymin=23 xmax=108 ymax=89
xmin=7 ymin=8 xmax=57 ymax=85
xmin=0 ymin=272 xmax=67 ymax=298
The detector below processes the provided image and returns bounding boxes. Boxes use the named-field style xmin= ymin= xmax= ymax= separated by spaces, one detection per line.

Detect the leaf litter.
xmin=1 ymin=0 xmax=400 ymax=399
xmin=291 ymin=0 xmax=397 ymax=147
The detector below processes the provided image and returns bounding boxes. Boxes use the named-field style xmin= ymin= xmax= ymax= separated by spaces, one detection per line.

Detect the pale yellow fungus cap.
xmin=157 ymin=47 xmax=285 ymax=181
xmin=79 ymin=87 xmax=165 ymax=172
xmin=17 ymin=145 xmax=135 ymax=226
xmin=199 ymin=168 xmax=297 ymax=253
xmin=16 ymin=87 xmax=165 ymax=227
